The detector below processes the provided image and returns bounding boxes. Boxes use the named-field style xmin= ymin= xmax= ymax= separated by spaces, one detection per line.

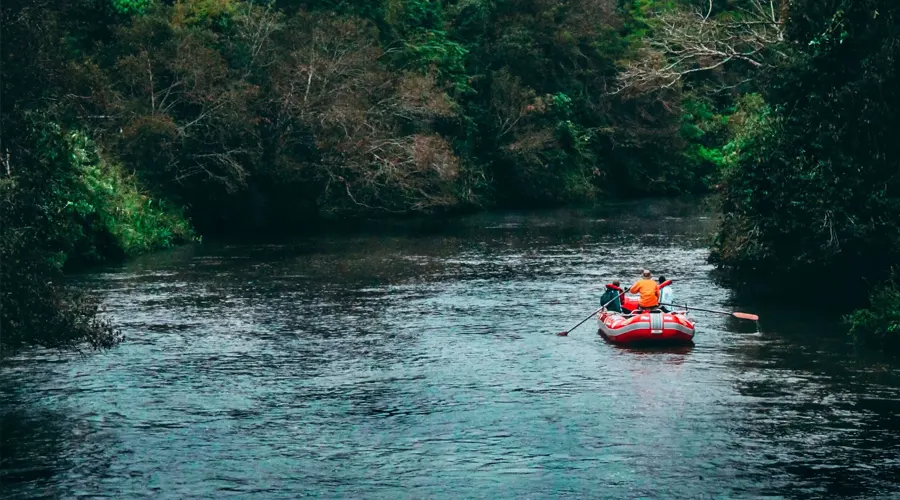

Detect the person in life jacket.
xmin=658 ymin=275 xmax=673 ymax=312
xmin=600 ymin=280 xmax=625 ymax=312
xmin=629 ymin=269 xmax=660 ymax=311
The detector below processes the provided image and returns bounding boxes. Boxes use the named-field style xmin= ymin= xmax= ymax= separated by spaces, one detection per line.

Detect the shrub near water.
xmin=0 ymin=238 xmax=123 ymax=355
xmin=845 ymin=273 xmax=900 ymax=350
xmin=711 ymin=2 xmax=900 ymax=286
xmin=1 ymin=125 xmax=124 ymax=355
xmin=62 ymin=130 xmax=195 ymax=266
xmin=1 ymin=122 xmax=191 ymax=355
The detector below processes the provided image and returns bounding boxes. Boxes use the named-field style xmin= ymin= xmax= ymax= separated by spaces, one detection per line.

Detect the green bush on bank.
xmin=845 ymin=272 xmax=900 ymax=350
xmin=0 ymin=229 xmax=123 ymax=355
xmin=0 ymin=120 xmax=192 ymax=355
xmin=61 ymin=130 xmax=195 ymax=267
xmin=711 ymin=0 xmax=900 ymax=285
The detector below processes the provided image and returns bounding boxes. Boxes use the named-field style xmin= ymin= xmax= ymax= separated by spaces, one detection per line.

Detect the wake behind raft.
xmin=597 ymin=294 xmax=696 ymax=346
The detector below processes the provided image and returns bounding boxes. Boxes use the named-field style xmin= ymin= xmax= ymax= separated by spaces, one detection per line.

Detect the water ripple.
xmin=3 ymin=202 xmax=900 ymax=499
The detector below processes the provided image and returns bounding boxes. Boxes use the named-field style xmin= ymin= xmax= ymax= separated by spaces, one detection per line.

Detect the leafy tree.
xmin=1 ymin=118 xmax=124 ymax=356
xmin=845 ymin=271 xmax=900 ymax=350
xmin=712 ymin=0 xmax=900 ymax=294
xmin=112 ymin=0 xmax=151 ymax=15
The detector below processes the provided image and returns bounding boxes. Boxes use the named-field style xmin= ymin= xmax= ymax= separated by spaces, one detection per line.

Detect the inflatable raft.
xmin=598 ymin=295 xmax=696 ymax=345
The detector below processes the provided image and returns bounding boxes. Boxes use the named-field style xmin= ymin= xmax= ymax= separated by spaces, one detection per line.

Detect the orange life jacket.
xmin=629 ymin=279 xmax=660 ymax=308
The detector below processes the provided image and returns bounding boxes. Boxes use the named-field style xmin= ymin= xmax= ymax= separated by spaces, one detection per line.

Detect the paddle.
xmin=557 ymin=294 xmax=622 ymax=337
xmin=659 ymin=302 xmax=758 ymax=321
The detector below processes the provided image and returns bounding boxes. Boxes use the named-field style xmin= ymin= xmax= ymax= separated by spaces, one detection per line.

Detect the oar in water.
xmin=557 ymin=294 xmax=623 ymax=337
xmin=660 ymin=302 xmax=759 ymax=321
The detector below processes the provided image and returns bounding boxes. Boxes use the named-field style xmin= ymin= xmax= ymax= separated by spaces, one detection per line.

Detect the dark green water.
xmin=3 ymin=200 xmax=900 ymax=499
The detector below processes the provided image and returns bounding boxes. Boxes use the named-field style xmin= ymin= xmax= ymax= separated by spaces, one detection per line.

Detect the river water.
xmin=3 ymin=199 xmax=900 ymax=499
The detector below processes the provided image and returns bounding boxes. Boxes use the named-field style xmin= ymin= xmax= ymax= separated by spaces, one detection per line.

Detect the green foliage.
xmin=174 ymin=0 xmax=240 ymax=28
xmin=845 ymin=271 xmax=900 ymax=350
xmin=677 ymin=97 xmax=730 ymax=191
xmin=386 ymin=0 xmax=443 ymax=32
xmin=9 ymin=0 xmax=721 ymax=228
xmin=385 ymin=1 xmax=472 ymax=96
xmin=622 ymin=0 xmax=679 ymax=43
xmin=0 ymin=120 xmax=124 ymax=356
xmin=61 ymin=130 xmax=195 ymax=264
xmin=395 ymin=29 xmax=472 ymax=95
xmin=112 ymin=0 xmax=151 ymax=15
xmin=498 ymin=117 xmax=597 ymax=207
xmin=550 ymin=92 xmax=573 ymax=115
xmin=4 ymin=120 xmax=194 ymax=268
xmin=712 ymin=1 xmax=900 ymax=289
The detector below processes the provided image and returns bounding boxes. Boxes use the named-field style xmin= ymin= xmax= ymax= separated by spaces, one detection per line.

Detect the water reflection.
xmin=3 ymin=199 xmax=900 ymax=498
xmin=606 ymin=343 xmax=695 ymax=360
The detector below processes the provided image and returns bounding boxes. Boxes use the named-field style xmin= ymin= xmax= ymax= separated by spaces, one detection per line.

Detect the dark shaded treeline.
xmin=3 ymin=0 xmax=715 ymax=234
xmin=710 ymin=0 xmax=900 ymax=347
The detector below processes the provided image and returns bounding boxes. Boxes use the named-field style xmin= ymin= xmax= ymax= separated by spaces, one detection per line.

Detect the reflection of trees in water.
xmin=78 ymin=201 xmax=719 ymax=315
xmin=0 ymin=389 xmax=119 ymax=499
xmin=607 ymin=344 xmax=694 ymax=361
xmin=728 ymin=312 xmax=900 ymax=498
xmin=1 ymin=405 xmax=64 ymax=498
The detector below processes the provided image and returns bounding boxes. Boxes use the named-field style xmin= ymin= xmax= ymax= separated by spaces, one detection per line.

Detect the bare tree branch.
xmin=613 ymin=0 xmax=787 ymax=94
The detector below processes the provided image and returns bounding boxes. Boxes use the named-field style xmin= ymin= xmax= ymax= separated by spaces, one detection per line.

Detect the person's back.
xmin=601 ymin=281 xmax=623 ymax=312
xmin=659 ymin=284 xmax=673 ymax=305
xmin=658 ymin=275 xmax=673 ymax=305
xmin=629 ymin=270 xmax=659 ymax=309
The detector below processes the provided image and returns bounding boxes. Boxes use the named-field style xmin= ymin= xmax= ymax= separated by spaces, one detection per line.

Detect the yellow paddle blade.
xmin=732 ymin=312 xmax=759 ymax=321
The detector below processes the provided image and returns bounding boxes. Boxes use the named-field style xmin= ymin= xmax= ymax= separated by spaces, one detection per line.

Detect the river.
xmin=2 ymin=199 xmax=900 ymax=499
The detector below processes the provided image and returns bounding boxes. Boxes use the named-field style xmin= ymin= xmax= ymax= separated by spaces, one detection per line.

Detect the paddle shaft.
xmin=659 ymin=302 xmax=758 ymax=321
xmin=560 ymin=293 xmax=622 ymax=335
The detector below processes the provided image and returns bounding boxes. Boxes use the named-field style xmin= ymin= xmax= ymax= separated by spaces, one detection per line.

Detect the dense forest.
xmin=1 ymin=0 xmax=898 ymax=354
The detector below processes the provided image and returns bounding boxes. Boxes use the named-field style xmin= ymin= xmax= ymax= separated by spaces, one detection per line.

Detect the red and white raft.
xmin=597 ymin=296 xmax=696 ymax=345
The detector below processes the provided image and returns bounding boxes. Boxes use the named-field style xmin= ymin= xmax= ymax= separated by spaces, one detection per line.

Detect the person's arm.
xmin=629 ymin=282 xmax=639 ymax=293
